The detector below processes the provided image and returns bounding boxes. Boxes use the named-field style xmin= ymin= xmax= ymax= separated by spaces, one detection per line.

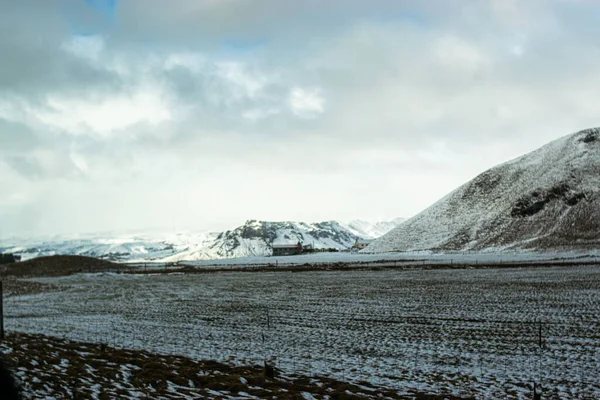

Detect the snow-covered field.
xmin=3 ymin=333 xmax=400 ymax=399
xmin=175 ymin=250 xmax=600 ymax=268
xmin=6 ymin=266 xmax=600 ymax=399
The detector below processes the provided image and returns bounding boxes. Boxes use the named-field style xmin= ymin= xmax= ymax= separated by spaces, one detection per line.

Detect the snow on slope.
xmin=342 ymin=218 xmax=406 ymax=238
xmin=367 ymin=128 xmax=600 ymax=253
xmin=2 ymin=218 xmax=402 ymax=262
xmin=161 ymin=220 xmax=363 ymax=262
xmin=0 ymin=231 xmax=208 ymax=262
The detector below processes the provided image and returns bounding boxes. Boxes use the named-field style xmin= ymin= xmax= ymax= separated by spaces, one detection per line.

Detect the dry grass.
xmin=1 ymin=278 xmax=58 ymax=297
xmin=2 ymin=255 xmax=124 ymax=278
xmin=0 ymin=333 xmax=470 ymax=399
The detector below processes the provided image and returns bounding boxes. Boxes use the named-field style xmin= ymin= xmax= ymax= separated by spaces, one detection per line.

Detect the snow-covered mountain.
xmin=2 ymin=218 xmax=402 ymax=262
xmin=367 ymin=128 xmax=600 ymax=253
xmin=0 ymin=232 xmax=195 ymax=263
xmin=343 ymin=218 xmax=406 ymax=238
xmin=160 ymin=220 xmax=364 ymax=262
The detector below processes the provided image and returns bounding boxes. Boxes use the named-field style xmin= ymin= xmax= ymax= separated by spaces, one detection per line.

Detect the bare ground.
xmin=0 ymin=333 xmax=469 ymax=400
xmin=2 ymin=255 xmax=124 ymax=278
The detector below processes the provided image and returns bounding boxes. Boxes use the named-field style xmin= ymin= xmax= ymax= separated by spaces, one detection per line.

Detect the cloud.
xmin=242 ymin=108 xmax=280 ymax=122
xmin=289 ymin=88 xmax=325 ymax=118
xmin=0 ymin=2 xmax=119 ymax=96
xmin=62 ymin=34 xmax=106 ymax=61
xmin=3 ymin=0 xmax=600 ymax=236
xmin=433 ymin=36 xmax=491 ymax=73
xmin=37 ymin=87 xmax=172 ymax=137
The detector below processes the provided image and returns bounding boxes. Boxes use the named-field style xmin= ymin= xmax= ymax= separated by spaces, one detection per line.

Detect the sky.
xmin=2 ymin=0 xmax=600 ymax=237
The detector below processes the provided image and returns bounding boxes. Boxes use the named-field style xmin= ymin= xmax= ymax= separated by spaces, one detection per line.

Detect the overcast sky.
xmin=2 ymin=0 xmax=600 ymax=237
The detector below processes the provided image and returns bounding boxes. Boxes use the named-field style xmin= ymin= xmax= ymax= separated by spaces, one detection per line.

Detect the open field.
xmin=122 ymin=250 xmax=600 ymax=271
xmin=5 ymin=265 xmax=600 ymax=399
xmin=4 ymin=332 xmax=437 ymax=400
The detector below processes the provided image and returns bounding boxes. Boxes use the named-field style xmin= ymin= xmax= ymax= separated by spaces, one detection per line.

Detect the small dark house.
xmin=352 ymin=238 xmax=373 ymax=250
xmin=272 ymin=242 xmax=303 ymax=256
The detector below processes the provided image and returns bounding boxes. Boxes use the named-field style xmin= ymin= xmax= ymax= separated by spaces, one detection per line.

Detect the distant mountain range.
xmin=367 ymin=127 xmax=600 ymax=253
xmin=1 ymin=218 xmax=405 ymax=262
xmin=344 ymin=217 xmax=406 ymax=239
xmin=10 ymin=131 xmax=599 ymax=260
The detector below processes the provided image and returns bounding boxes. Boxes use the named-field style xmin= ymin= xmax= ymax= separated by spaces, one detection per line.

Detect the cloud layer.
xmin=2 ymin=0 xmax=600 ymax=236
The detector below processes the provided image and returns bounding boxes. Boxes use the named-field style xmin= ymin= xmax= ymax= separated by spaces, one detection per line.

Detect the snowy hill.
xmin=160 ymin=220 xmax=364 ymax=262
xmin=0 ymin=231 xmax=199 ymax=263
xmin=343 ymin=218 xmax=406 ymax=238
xmin=367 ymin=128 xmax=600 ymax=253
xmin=2 ymin=218 xmax=401 ymax=262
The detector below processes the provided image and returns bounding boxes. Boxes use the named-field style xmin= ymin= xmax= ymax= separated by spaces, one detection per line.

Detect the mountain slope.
xmin=161 ymin=220 xmax=362 ymax=262
xmin=3 ymin=218 xmax=402 ymax=262
xmin=342 ymin=218 xmax=406 ymax=238
xmin=367 ymin=128 xmax=600 ymax=253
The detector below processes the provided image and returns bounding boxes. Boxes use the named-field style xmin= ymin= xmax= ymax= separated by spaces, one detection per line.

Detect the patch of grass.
xmin=0 ymin=332 xmax=470 ymax=399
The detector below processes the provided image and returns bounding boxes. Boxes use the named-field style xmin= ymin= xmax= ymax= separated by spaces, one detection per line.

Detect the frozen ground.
xmin=2 ymin=333 xmax=407 ymax=399
xmin=6 ymin=266 xmax=600 ymax=399
xmin=170 ymin=250 xmax=600 ymax=268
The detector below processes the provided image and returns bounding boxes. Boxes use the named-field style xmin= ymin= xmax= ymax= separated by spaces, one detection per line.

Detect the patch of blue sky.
xmin=212 ymin=38 xmax=269 ymax=61
xmin=64 ymin=0 xmax=116 ymax=38
xmin=221 ymin=38 xmax=267 ymax=53
xmin=372 ymin=8 xmax=428 ymax=27
xmin=85 ymin=0 xmax=117 ymax=21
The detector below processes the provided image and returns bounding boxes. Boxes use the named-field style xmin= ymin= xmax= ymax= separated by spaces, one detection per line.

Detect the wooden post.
xmin=533 ymin=382 xmax=541 ymax=400
xmin=0 ymin=280 xmax=4 ymax=341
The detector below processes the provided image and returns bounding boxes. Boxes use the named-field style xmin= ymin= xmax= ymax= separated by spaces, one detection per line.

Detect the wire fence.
xmin=3 ymin=265 xmax=600 ymax=399
xmin=5 ymin=306 xmax=600 ymax=398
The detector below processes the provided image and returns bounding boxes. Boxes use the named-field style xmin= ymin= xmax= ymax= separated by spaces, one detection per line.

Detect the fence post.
xmin=0 ymin=280 xmax=3 ymax=340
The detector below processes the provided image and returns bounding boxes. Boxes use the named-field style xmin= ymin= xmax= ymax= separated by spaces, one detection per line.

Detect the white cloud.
xmin=69 ymin=152 xmax=90 ymax=175
xmin=164 ymin=52 xmax=207 ymax=72
xmin=216 ymin=62 xmax=268 ymax=100
xmin=242 ymin=107 xmax=280 ymax=121
xmin=433 ymin=36 xmax=491 ymax=73
xmin=37 ymin=87 xmax=172 ymax=137
xmin=289 ymin=87 xmax=325 ymax=118
xmin=62 ymin=35 xmax=105 ymax=62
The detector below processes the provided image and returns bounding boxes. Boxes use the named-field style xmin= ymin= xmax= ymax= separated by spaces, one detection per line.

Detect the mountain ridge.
xmin=366 ymin=127 xmax=600 ymax=253
xmin=2 ymin=217 xmax=404 ymax=262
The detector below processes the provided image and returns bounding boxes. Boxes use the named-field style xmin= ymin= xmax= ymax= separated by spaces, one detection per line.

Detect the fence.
xmin=3 ymin=265 xmax=600 ymax=399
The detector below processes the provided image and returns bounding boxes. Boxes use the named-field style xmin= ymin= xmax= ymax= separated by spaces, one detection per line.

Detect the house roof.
xmin=272 ymin=243 xmax=301 ymax=249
